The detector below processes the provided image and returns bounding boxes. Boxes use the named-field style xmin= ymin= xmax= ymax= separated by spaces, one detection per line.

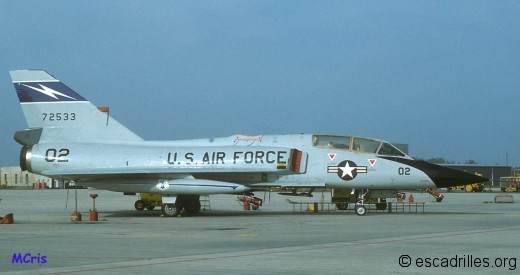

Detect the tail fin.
xmin=10 ymin=70 xmax=143 ymax=144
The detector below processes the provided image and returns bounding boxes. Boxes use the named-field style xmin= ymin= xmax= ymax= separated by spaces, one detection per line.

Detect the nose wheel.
xmin=355 ymin=205 xmax=366 ymax=216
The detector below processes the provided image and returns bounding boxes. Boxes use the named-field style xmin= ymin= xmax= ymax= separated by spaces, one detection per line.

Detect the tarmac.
xmin=0 ymin=189 xmax=518 ymax=274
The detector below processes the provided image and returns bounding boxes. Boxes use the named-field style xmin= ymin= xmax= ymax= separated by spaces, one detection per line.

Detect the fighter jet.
xmin=9 ymin=70 xmax=488 ymax=216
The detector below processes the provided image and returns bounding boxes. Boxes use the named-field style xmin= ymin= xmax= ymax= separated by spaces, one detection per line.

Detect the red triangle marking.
xmin=328 ymin=153 xmax=336 ymax=161
xmin=368 ymin=159 xmax=377 ymax=166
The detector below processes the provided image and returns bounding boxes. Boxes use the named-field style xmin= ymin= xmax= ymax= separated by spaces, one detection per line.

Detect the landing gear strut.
xmin=355 ymin=189 xmax=369 ymax=216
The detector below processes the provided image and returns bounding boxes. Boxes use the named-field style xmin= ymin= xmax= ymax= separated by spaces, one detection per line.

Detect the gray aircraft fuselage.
xmin=21 ymin=134 xmax=483 ymax=195
xmin=10 ymin=70 xmax=488 ymax=216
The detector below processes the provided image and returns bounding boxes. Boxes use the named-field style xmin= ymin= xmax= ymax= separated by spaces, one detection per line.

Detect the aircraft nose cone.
xmin=416 ymin=162 xmax=489 ymax=188
xmin=380 ymin=157 xmax=489 ymax=188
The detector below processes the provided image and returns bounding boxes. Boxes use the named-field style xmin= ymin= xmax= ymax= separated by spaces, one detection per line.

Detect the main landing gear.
xmin=161 ymin=195 xmax=201 ymax=217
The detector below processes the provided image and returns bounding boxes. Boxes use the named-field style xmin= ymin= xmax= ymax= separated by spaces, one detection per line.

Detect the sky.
xmin=0 ymin=1 xmax=519 ymax=167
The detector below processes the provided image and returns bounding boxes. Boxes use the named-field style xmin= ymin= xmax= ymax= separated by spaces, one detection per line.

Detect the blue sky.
xmin=0 ymin=1 xmax=519 ymax=167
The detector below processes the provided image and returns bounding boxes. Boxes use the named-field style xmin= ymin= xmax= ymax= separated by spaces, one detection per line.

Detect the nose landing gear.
xmin=355 ymin=189 xmax=370 ymax=216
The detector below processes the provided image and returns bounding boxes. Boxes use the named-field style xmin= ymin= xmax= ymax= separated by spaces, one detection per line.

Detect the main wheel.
xmin=355 ymin=205 xmax=366 ymax=216
xmin=161 ymin=203 xmax=177 ymax=217
xmin=145 ymin=204 xmax=155 ymax=211
xmin=134 ymin=200 xmax=145 ymax=211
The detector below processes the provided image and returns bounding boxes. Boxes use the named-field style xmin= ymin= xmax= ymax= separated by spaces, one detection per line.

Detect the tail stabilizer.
xmin=10 ymin=70 xmax=143 ymax=143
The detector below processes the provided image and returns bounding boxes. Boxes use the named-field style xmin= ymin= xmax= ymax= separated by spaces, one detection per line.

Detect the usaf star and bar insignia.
xmin=328 ymin=160 xmax=368 ymax=181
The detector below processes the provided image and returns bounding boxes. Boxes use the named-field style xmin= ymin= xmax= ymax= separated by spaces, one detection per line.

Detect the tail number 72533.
xmin=42 ymin=113 xmax=76 ymax=121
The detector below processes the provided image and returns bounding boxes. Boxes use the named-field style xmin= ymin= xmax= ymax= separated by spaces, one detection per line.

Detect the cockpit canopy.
xmin=311 ymin=135 xmax=406 ymax=157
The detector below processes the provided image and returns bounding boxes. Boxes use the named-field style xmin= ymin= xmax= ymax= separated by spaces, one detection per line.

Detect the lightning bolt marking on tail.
xmin=21 ymin=84 xmax=77 ymax=100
